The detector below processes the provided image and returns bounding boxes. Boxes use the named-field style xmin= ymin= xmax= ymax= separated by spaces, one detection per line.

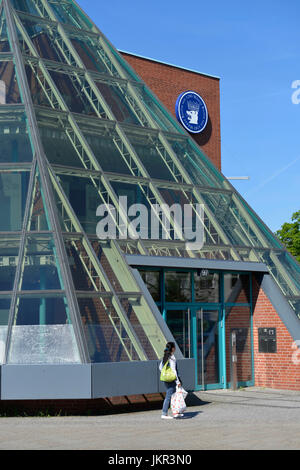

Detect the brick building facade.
xmin=120 ymin=52 xmax=222 ymax=171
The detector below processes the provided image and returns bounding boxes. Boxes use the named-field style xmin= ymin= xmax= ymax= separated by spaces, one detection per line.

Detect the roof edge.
xmin=119 ymin=50 xmax=221 ymax=81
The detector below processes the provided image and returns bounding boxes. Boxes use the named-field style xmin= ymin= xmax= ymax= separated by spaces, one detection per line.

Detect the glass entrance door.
xmin=166 ymin=306 xmax=223 ymax=390
xmin=195 ymin=308 xmax=222 ymax=389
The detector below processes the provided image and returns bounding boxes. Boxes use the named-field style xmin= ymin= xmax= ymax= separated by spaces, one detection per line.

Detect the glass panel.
xmin=135 ymin=85 xmax=178 ymax=133
xmin=0 ymin=238 xmax=20 ymax=291
xmin=37 ymin=116 xmax=85 ymax=168
xmin=25 ymin=63 xmax=55 ymax=108
xmin=139 ymin=270 xmax=161 ymax=302
xmin=258 ymin=250 xmax=300 ymax=299
xmin=28 ymin=172 xmax=49 ymax=231
xmin=15 ymin=295 xmax=69 ymax=325
xmin=19 ymin=18 xmax=66 ymax=62
xmin=77 ymin=296 xmax=135 ymax=362
xmin=166 ymin=309 xmax=190 ymax=358
xmin=99 ymin=36 xmax=141 ymax=81
xmin=194 ymin=271 xmax=219 ymax=303
xmin=167 ymin=137 xmax=226 ymax=189
xmin=0 ymin=297 xmax=10 ymax=363
xmin=197 ymin=309 xmax=220 ymax=386
xmin=65 ymin=238 xmax=103 ymax=291
xmin=125 ymin=129 xmax=176 ymax=181
xmin=224 ymin=273 xmax=250 ymax=304
xmin=48 ymin=70 xmax=98 ymax=116
xmin=48 ymin=0 xmax=93 ymax=30
xmin=225 ymin=305 xmax=252 ymax=383
xmin=70 ymin=35 xmax=115 ymax=75
xmin=0 ymin=61 xmax=21 ymax=104
xmin=20 ymin=235 xmax=63 ymax=291
xmin=12 ymin=0 xmax=45 ymax=17
xmin=165 ymin=271 xmax=191 ymax=303
xmin=200 ymin=191 xmax=264 ymax=248
xmin=0 ymin=112 xmax=33 ymax=163
xmin=95 ymin=80 xmax=141 ymax=126
xmin=80 ymin=123 xmax=131 ymax=174
xmin=0 ymin=171 xmax=30 ymax=231
xmin=120 ymin=298 xmax=157 ymax=360
xmin=8 ymin=296 xmax=80 ymax=364
xmin=238 ymin=195 xmax=285 ymax=250
xmin=0 ymin=7 xmax=10 ymax=52
xmin=276 ymin=251 xmax=300 ymax=293
xmin=57 ymin=174 xmax=102 ymax=234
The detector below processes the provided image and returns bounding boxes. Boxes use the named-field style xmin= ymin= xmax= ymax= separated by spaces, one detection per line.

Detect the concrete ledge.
xmin=92 ymin=359 xmax=196 ymax=399
xmin=92 ymin=361 xmax=158 ymax=399
xmin=1 ymin=365 xmax=92 ymax=400
xmin=0 ymin=359 xmax=196 ymax=401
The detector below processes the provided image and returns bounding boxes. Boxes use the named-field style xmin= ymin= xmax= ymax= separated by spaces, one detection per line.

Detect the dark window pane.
xmin=0 ymin=298 xmax=11 ymax=326
xmin=15 ymin=296 xmax=69 ymax=325
xmin=38 ymin=122 xmax=84 ymax=168
xmin=166 ymin=309 xmax=190 ymax=358
xmin=21 ymin=236 xmax=63 ymax=291
xmin=0 ymin=172 xmax=30 ymax=231
xmin=49 ymin=70 xmax=97 ymax=116
xmin=0 ymin=239 xmax=20 ymax=291
xmin=194 ymin=271 xmax=219 ymax=303
xmin=82 ymin=125 xmax=131 ymax=174
xmin=70 ymin=36 xmax=112 ymax=74
xmin=56 ymin=174 xmax=102 ymax=234
xmin=0 ymin=9 xmax=10 ymax=52
xmin=165 ymin=271 xmax=191 ymax=303
xmin=224 ymin=273 xmax=250 ymax=304
xmin=0 ymin=115 xmax=33 ymax=163
xmin=20 ymin=19 xmax=65 ymax=62
xmin=25 ymin=64 xmax=54 ymax=108
xmin=140 ymin=270 xmax=160 ymax=302
xmin=126 ymin=130 xmax=176 ymax=181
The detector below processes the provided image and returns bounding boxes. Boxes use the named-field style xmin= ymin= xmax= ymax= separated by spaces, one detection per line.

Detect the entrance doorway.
xmin=166 ymin=306 xmax=223 ymax=390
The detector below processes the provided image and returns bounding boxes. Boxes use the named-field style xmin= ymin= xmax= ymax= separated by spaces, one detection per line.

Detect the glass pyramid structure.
xmin=0 ymin=0 xmax=299 ymax=365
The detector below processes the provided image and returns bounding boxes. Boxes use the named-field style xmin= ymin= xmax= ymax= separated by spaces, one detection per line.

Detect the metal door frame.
xmin=192 ymin=305 xmax=225 ymax=391
xmin=165 ymin=303 xmax=226 ymax=391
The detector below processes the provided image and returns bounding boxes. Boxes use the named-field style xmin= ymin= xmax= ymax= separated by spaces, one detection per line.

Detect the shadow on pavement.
xmin=186 ymin=393 xmax=211 ymax=407
xmin=181 ymin=411 xmax=201 ymax=419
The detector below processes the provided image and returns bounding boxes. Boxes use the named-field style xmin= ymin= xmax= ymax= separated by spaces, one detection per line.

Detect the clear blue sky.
xmin=78 ymin=0 xmax=300 ymax=232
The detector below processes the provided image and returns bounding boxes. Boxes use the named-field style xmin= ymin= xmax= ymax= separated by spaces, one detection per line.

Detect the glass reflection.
xmin=165 ymin=271 xmax=191 ymax=303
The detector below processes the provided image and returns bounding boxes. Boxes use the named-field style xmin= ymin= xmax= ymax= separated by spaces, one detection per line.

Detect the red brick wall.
xmin=225 ymin=305 xmax=252 ymax=383
xmin=252 ymin=275 xmax=300 ymax=390
xmin=120 ymin=52 xmax=222 ymax=171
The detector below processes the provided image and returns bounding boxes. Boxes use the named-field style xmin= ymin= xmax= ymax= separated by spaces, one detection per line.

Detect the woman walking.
xmin=159 ymin=341 xmax=182 ymax=420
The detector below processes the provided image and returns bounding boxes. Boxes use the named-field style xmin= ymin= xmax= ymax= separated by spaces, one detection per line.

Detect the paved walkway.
xmin=1 ymin=387 xmax=300 ymax=450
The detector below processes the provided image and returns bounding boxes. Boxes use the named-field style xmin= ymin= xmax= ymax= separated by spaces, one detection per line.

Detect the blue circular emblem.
xmin=175 ymin=91 xmax=208 ymax=134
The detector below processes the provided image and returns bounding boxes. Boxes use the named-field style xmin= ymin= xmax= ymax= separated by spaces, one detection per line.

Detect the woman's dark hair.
xmin=162 ymin=342 xmax=176 ymax=365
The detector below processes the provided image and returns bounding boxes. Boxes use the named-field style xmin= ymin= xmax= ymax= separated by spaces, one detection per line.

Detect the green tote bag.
xmin=160 ymin=361 xmax=177 ymax=382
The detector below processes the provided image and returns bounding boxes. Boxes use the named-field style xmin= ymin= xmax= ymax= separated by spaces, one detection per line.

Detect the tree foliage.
xmin=276 ymin=211 xmax=300 ymax=263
